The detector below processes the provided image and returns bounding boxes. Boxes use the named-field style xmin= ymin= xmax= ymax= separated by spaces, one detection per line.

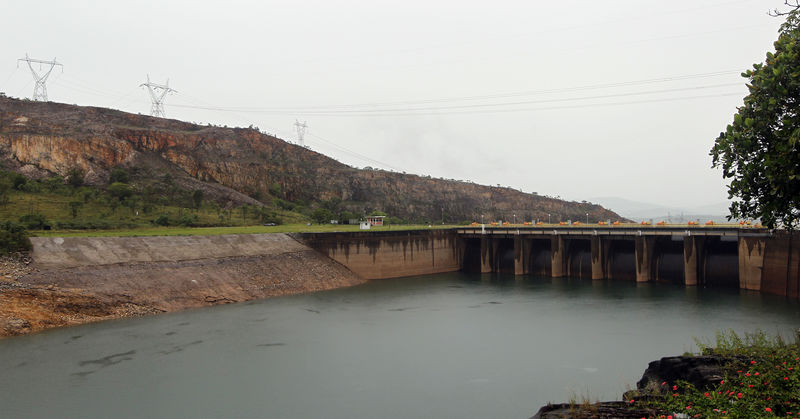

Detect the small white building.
xmin=366 ymin=216 xmax=385 ymax=226
xmin=359 ymin=221 xmax=371 ymax=230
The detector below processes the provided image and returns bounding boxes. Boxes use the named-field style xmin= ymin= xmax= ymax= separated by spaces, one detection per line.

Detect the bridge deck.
xmin=456 ymin=226 xmax=772 ymax=238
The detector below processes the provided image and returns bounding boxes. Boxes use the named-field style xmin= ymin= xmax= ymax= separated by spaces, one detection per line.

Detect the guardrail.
xmin=455 ymin=225 xmax=773 ymax=238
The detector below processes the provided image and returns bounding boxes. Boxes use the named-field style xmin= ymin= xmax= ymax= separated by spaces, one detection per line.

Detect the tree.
xmin=312 ymin=207 xmax=335 ymax=224
xmin=192 ymin=190 xmax=204 ymax=209
xmin=108 ymin=182 xmax=133 ymax=200
xmin=66 ymin=167 xmax=85 ymax=187
xmin=711 ymin=8 xmax=800 ymax=230
xmin=69 ymin=201 xmax=83 ymax=218
xmin=109 ymin=167 xmax=130 ymax=184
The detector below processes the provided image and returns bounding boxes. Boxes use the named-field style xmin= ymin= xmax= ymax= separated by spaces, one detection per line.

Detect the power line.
xmin=168 ymin=70 xmax=742 ymax=113
xmin=305 ymin=131 xmax=403 ymax=172
xmin=166 ymin=82 xmax=743 ymax=117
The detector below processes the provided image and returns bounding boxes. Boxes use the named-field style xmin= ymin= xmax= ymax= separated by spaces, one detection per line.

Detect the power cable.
xmin=167 ymin=82 xmax=742 ymax=116
xmin=168 ymin=70 xmax=742 ymax=112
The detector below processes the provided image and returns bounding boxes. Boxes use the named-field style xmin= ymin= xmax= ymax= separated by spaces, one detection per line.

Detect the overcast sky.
xmin=0 ymin=0 xmax=791 ymax=209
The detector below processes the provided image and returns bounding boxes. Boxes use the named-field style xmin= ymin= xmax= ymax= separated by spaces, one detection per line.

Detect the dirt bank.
xmin=0 ymin=234 xmax=366 ymax=338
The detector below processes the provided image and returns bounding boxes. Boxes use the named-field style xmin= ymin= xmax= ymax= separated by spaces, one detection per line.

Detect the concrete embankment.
xmin=293 ymin=230 xmax=461 ymax=279
xmin=1 ymin=233 xmax=365 ymax=337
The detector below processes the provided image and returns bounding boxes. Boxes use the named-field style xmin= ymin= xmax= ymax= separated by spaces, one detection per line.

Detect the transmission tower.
xmin=17 ymin=54 xmax=63 ymax=101
xmin=294 ymin=119 xmax=308 ymax=146
xmin=140 ymin=75 xmax=176 ymax=118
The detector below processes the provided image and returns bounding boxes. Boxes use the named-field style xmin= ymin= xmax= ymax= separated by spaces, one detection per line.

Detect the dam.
xmin=295 ymin=226 xmax=800 ymax=298
xmin=2 ymin=228 xmax=799 ymax=418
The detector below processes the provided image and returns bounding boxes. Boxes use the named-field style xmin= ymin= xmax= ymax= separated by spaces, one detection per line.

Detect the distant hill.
xmin=590 ymin=196 xmax=737 ymax=223
xmin=0 ymin=96 xmax=624 ymax=224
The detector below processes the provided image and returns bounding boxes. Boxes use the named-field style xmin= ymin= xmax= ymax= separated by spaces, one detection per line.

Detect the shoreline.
xmin=0 ymin=240 xmax=367 ymax=338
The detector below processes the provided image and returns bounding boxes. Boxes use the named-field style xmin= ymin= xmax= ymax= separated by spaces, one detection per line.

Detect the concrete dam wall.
xmin=293 ymin=230 xmax=462 ymax=280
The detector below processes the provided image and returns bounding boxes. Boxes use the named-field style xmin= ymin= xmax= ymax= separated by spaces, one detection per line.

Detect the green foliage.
xmin=192 ymin=190 xmax=204 ymax=209
xmin=311 ymin=207 xmax=335 ymax=224
xmin=340 ymin=211 xmax=359 ymax=223
xmin=66 ymin=167 xmax=85 ymax=187
xmin=369 ymin=210 xmax=387 ymax=216
xmin=385 ymin=216 xmax=405 ymax=225
xmin=0 ymin=176 xmax=11 ymax=206
xmin=18 ymin=212 xmax=50 ymax=230
xmin=711 ymin=10 xmax=800 ymax=229
xmin=0 ymin=221 xmax=31 ymax=254
xmin=68 ymin=201 xmax=83 ymax=218
xmin=631 ymin=330 xmax=800 ymax=418
xmin=269 ymin=182 xmax=282 ymax=197
xmin=109 ymin=167 xmax=130 ymax=184
xmin=11 ymin=173 xmax=27 ymax=190
xmin=153 ymin=214 xmax=170 ymax=226
xmin=108 ymin=182 xmax=133 ymax=200
xmin=41 ymin=176 xmax=63 ymax=192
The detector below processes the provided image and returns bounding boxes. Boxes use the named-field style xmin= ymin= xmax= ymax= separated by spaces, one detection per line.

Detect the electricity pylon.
xmin=17 ymin=54 xmax=63 ymax=101
xmin=294 ymin=119 xmax=308 ymax=146
xmin=140 ymin=75 xmax=176 ymax=117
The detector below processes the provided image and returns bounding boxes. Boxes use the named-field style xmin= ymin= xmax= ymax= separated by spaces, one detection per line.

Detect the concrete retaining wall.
xmin=293 ymin=230 xmax=461 ymax=280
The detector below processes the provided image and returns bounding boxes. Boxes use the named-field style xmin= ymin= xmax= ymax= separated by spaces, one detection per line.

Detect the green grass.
xmin=30 ymin=223 xmax=461 ymax=237
xmin=0 ymin=189 xmax=304 ymax=229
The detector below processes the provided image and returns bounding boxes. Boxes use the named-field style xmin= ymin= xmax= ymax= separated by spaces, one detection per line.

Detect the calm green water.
xmin=1 ymin=273 xmax=799 ymax=419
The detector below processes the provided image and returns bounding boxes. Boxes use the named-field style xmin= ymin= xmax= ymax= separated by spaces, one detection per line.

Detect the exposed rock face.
xmin=0 ymin=97 xmax=624 ymax=222
xmin=634 ymin=355 xmax=734 ymax=395
xmin=531 ymin=355 xmax=741 ymax=418
xmin=531 ymin=402 xmax=655 ymax=419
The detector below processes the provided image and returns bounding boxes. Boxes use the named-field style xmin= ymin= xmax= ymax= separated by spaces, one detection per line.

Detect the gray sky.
xmin=0 ymin=0 xmax=790 ymax=208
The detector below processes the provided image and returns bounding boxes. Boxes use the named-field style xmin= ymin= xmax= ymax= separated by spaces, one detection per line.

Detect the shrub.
xmin=630 ymin=330 xmax=800 ymax=418
xmin=0 ymin=222 xmax=31 ymax=254
xmin=66 ymin=167 xmax=85 ymax=187
xmin=108 ymin=182 xmax=133 ymax=200
xmin=153 ymin=214 xmax=170 ymax=226
xmin=109 ymin=167 xmax=129 ymax=184
xmin=18 ymin=212 xmax=51 ymax=230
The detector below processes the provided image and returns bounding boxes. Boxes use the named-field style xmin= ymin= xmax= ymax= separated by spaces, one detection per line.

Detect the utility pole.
xmin=140 ymin=75 xmax=176 ymax=118
xmin=294 ymin=119 xmax=308 ymax=147
xmin=17 ymin=54 xmax=63 ymax=101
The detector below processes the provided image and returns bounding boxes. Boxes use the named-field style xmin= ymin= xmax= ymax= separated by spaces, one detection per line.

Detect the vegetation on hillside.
xmin=0 ymin=166 xmax=298 ymax=231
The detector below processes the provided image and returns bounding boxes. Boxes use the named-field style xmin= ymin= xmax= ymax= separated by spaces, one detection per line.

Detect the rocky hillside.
xmin=0 ymin=96 xmax=623 ymax=223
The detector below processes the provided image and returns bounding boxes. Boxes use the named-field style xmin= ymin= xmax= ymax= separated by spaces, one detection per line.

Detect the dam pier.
xmin=296 ymin=226 xmax=800 ymax=298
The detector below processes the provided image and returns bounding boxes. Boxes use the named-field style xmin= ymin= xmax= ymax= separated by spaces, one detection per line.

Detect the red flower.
xmin=755 ymin=372 xmax=760 ymax=376
xmin=746 ymin=373 xmax=751 ymax=376
xmin=766 ymin=407 xmax=773 ymax=413
xmin=786 ymin=377 xmax=790 ymax=380
xmin=673 ymin=385 xmax=678 ymax=390
xmin=737 ymin=392 xmax=743 ymax=398
xmin=720 ymin=380 xmax=725 ymax=384
xmin=686 ymin=405 xmax=692 ymax=410
xmin=704 ymin=392 xmax=709 ymax=397
xmin=751 ymin=360 xmax=757 ymax=364
xmin=629 ymin=399 xmax=635 ymax=404
xmin=749 ymin=385 xmax=754 ymax=388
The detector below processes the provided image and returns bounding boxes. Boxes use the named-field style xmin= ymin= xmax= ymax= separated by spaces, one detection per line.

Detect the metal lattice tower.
xmin=294 ymin=119 xmax=308 ymax=146
xmin=140 ymin=75 xmax=176 ymax=118
xmin=17 ymin=54 xmax=63 ymax=101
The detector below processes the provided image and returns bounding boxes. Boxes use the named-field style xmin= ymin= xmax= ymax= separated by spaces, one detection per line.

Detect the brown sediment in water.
xmin=0 ymin=235 xmax=365 ymax=338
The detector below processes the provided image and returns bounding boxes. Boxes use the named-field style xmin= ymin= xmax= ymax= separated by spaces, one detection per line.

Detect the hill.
xmin=0 ymin=96 xmax=623 ymax=225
